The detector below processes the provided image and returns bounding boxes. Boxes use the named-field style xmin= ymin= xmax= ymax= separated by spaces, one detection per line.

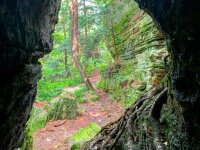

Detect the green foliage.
xmin=112 ymin=1 xmax=139 ymax=31
xmin=97 ymin=60 xmax=148 ymax=108
xmin=37 ymin=50 xmax=82 ymax=101
xmin=96 ymin=80 xmax=104 ymax=89
xmin=97 ymin=47 xmax=113 ymax=74
xmin=37 ymin=78 xmax=71 ymax=101
xmin=47 ymin=97 xmax=77 ymax=121
xmin=28 ymin=106 xmax=47 ymax=133
xmin=74 ymin=85 xmax=88 ymax=98
xmin=73 ymin=85 xmax=88 ymax=103
xmin=71 ymin=123 xmax=101 ymax=150
xmin=83 ymin=47 xmax=113 ymax=76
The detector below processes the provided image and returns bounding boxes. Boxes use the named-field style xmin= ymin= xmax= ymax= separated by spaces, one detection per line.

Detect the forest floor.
xmin=33 ymin=69 xmax=124 ymax=150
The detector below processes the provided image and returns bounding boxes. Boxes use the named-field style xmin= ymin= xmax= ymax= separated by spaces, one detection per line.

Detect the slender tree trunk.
xmin=68 ymin=0 xmax=75 ymax=66
xmin=83 ymin=0 xmax=88 ymax=52
xmin=63 ymin=25 xmax=71 ymax=76
xmin=68 ymin=0 xmax=82 ymax=65
xmin=71 ymin=0 xmax=94 ymax=91
xmin=78 ymin=40 xmax=82 ymax=60
xmin=83 ymin=0 xmax=90 ymax=71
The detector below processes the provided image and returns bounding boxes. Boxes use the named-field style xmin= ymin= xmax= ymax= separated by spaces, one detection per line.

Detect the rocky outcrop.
xmin=0 ymin=0 xmax=61 ymax=149
xmin=135 ymin=0 xmax=200 ymax=143
xmin=106 ymin=1 xmax=168 ymax=87
xmin=102 ymin=1 xmax=168 ymax=107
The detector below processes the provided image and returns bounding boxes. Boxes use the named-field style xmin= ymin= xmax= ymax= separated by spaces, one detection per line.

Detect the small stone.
xmin=46 ymin=138 xmax=52 ymax=142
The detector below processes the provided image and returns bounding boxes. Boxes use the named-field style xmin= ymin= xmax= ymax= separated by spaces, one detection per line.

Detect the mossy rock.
xmin=47 ymin=97 xmax=77 ymax=121
xmin=71 ymin=123 xmax=101 ymax=150
xmin=28 ymin=106 xmax=47 ymax=132
xmin=71 ymin=143 xmax=81 ymax=150
xmin=20 ymin=126 xmax=33 ymax=150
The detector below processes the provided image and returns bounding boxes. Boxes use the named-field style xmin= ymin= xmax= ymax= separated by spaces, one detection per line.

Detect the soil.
xmin=33 ymin=69 xmax=124 ymax=150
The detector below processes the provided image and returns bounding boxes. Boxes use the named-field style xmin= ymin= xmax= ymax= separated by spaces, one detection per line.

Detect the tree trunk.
xmin=83 ymin=0 xmax=90 ymax=71
xmin=71 ymin=0 xmax=94 ymax=91
xmin=68 ymin=0 xmax=75 ymax=66
xmin=63 ymin=25 xmax=71 ymax=76
xmin=69 ymin=0 xmax=82 ymax=65
xmin=83 ymin=0 xmax=88 ymax=53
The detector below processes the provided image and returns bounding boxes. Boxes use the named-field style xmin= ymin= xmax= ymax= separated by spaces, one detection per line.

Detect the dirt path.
xmin=33 ymin=69 xmax=124 ymax=150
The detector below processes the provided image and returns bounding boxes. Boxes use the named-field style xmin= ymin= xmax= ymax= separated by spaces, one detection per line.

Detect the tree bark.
xmin=69 ymin=0 xmax=82 ymax=65
xmin=83 ymin=0 xmax=90 ymax=71
xmin=63 ymin=25 xmax=71 ymax=76
xmin=71 ymin=0 xmax=94 ymax=91
xmin=83 ymin=0 xmax=88 ymax=53
xmin=68 ymin=0 xmax=75 ymax=66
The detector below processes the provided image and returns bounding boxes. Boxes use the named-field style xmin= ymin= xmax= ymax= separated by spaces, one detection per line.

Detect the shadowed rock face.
xmin=136 ymin=0 xmax=200 ymax=140
xmin=0 ymin=0 xmax=61 ymax=149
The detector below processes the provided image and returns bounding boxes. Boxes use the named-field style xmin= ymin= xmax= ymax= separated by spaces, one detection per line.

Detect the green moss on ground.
xmin=71 ymin=123 xmax=101 ymax=150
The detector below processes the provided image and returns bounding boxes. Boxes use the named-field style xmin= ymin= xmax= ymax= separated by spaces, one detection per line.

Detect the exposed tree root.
xmin=149 ymin=88 xmax=167 ymax=150
xmin=82 ymin=85 xmax=168 ymax=150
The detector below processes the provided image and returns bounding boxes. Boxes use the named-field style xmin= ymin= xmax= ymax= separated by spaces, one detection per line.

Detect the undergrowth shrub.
xmin=36 ymin=50 xmax=82 ymax=102
xmin=101 ymin=78 xmax=142 ymax=108
xmin=96 ymin=80 xmax=106 ymax=89
xmin=96 ymin=76 xmax=143 ymax=108
xmin=47 ymin=97 xmax=77 ymax=121
xmin=37 ymin=78 xmax=71 ymax=101
xmin=73 ymin=85 xmax=88 ymax=103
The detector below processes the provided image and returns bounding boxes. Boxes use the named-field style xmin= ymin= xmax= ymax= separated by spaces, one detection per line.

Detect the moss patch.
xmin=20 ymin=126 xmax=33 ymax=150
xmin=28 ymin=106 xmax=47 ymax=133
xmin=71 ymin=123 xmax=101 ymax=150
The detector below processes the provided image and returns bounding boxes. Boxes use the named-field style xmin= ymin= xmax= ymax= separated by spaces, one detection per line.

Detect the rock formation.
xmin=102 ymin=1 xmax=168 ymax=107
xmin=136 ymin=0 xmax=200 ymax=142
xmin=0 ymin=0 xmax=61 ymax=149
xmin=83 ymin=1 xmax=200 ymax=149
